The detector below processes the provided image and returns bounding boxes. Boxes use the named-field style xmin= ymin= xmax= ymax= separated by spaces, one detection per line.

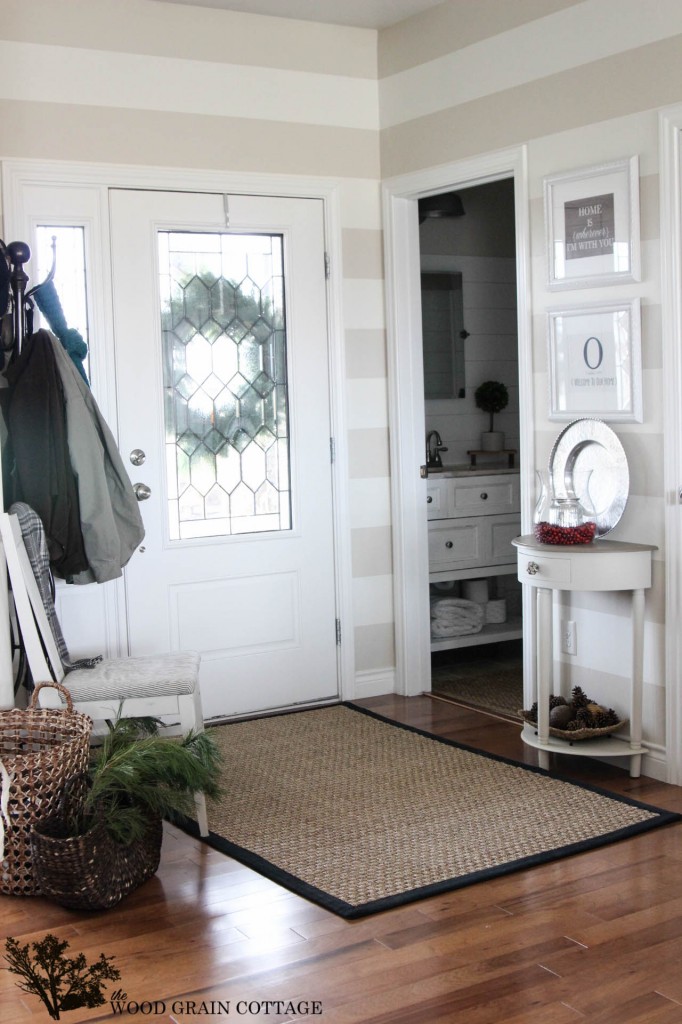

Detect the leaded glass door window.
xmin=158 ymin=230 xmax=290 ymax=540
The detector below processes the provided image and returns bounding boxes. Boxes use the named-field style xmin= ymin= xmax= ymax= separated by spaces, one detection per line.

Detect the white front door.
xmin=109 ymin=189 xmax=338 ymax=719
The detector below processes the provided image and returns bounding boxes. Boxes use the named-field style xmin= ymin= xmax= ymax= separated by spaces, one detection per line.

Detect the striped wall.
xmin=0 ymin=0 xmax=391 ymax=688
xmin=3 ymin=0 xmax=682 ymax=729
xmin=378 ymin=0 xmax=682 ymax=753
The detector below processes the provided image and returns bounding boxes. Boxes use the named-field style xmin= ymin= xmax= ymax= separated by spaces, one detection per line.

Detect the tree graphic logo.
xmin=4 ymin=933 xmax=121 ymax=1019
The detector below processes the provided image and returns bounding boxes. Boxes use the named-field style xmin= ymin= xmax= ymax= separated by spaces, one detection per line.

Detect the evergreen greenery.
xmin=68 ymin=715 xmax=222 ymax=845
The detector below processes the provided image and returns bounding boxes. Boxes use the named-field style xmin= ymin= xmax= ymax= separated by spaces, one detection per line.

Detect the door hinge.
xmin=335 ymin=618 xmax=342 ymax=645
xmin=330 ymin=436 xmax=336 ymax=463
xmin=324 ymin=252 xmax=330 ymax=279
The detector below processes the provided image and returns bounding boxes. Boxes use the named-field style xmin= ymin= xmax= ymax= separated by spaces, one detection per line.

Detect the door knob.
xmin=133 ymin=482 xmax=152 ymax=501
xmin=130 ymin=448 xmax=146 ymax=466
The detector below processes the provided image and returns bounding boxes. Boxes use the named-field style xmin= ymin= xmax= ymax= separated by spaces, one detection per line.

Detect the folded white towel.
xmin=430 ymin=598 xmax=483 ymax=637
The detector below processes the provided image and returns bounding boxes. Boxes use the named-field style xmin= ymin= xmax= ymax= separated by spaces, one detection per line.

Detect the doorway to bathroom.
xmin=419 ymin=178 xmax=524 ymax=720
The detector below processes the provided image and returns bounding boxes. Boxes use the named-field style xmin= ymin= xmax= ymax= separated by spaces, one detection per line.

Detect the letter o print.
xmin=583 ymin=335 xmax=603 ymax=370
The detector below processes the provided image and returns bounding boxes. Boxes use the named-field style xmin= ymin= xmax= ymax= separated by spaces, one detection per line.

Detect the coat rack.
xmin=1 ymin=236 xmax=57 ymax=358
xmin=0 ymin=235 xmax=58 ymax=708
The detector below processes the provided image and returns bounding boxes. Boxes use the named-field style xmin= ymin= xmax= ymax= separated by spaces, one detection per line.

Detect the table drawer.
xmin=517 ymin=553 xmax=572 ymax=586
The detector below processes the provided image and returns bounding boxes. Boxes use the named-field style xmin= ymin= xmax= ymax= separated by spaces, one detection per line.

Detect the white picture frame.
xmin=544 ymin=157 xmax=640 ymax=289
xmin=547 ymin=298 xmax=643 ymax=422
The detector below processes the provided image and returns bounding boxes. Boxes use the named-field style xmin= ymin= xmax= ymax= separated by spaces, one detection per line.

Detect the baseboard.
xmin=593 ymin=745 xmax=668 ymax=783
xmin=641 ymin=746 xmax=669 ymax=783
xmin=352 ymin=667 xmax=396 ymax=700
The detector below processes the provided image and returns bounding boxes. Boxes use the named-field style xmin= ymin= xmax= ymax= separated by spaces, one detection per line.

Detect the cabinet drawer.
xmin=426 ymin=479 xmax=448 ymax=520
xmin=428 ymin=513 xmax=519 ymax=572
xmin=452 ymin=475 xmax=520 ymax=517
xmin=490 ymin=516 xmax=522 ymax=564
xmin=427 ymin=474 xmax=520 ymax=520
xmin=428 ymin=521 xmax=483 ymax=570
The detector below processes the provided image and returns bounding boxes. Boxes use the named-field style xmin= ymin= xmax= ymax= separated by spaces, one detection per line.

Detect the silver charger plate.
xmin=549 ymin=418 xmax=629 ymax=537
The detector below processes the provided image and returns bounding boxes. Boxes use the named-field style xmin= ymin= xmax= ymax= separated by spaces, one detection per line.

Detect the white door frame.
xmin=381 ymin=145 xmax=534 ymax=698
xmin=1 ymin=158 xmax=355 ymax=702
xmin=658 ymin=107 xmax=682 ymax=784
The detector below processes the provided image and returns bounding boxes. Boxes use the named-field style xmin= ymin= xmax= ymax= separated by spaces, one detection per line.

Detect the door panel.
xmin=109 ymin=190 xmax=338 ymax=719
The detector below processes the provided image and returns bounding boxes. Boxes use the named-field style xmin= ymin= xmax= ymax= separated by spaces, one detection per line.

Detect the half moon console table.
xmin=512 ymin=535 xmax=656 ymax=778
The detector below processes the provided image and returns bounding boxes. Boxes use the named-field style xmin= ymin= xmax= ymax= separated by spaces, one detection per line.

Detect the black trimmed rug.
xmin=179 ymin=703 xmax=681 ymax=919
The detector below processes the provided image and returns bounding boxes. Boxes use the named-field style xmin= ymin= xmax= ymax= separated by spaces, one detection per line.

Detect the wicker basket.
xmin=521 ymin=711 xmax=627 ymax=742
xmin=0 ymin=683 xmax=92 ymax=896
xmin=31 ymin=776 xmax=163 ymax=911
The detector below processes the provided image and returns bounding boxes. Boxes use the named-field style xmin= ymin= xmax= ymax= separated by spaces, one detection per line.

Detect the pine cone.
xmin=550 ymin=695 xmax=568 ymax=709
xmin=525 ymin=702 xmax=538 ymax=722
xmin=571 ymin=686 xmax=590 ymax=708
xmin=592 ymin=708 xmax=620 ymax=728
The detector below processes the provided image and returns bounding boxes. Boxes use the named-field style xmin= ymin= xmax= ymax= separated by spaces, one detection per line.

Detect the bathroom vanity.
xmin=426 ymin=466 xmax=521 ymax=651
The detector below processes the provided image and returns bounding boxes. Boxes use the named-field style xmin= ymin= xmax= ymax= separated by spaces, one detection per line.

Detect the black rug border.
xmin=174 ymin=702 xmax=682 ymax=920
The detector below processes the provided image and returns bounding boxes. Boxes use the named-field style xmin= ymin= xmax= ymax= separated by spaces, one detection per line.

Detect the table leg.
xmin=629 ymin=587 xmax=645 ymax=778
xmin=536 ymin=586 xmax=552 ymax=770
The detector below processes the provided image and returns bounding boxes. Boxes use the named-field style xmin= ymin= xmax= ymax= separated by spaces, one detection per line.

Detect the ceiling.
xmin=152 ymin=0 xmax=445 ymax=30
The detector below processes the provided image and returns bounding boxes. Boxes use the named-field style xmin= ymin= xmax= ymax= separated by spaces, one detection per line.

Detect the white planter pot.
xmin=480 ymin=431 xmax=504 ymax=451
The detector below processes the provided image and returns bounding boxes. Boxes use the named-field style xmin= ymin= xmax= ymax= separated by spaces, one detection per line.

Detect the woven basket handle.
xmin=29 ymin=682 xmax=75 ymax=713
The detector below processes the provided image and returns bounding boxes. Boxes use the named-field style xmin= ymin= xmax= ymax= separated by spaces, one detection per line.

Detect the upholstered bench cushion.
xmin=62 ymin=651 xmax=200 ymax=702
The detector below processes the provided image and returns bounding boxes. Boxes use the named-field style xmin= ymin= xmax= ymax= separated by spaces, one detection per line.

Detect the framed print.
xmin=544 ymin=157 xmax=640 ymax=289
xmin=547 ymin=299 xmax=642 ymax=422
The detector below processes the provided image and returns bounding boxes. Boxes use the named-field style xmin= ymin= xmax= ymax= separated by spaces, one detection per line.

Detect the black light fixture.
xmin=418 ymin=192 xmax=465 ymax=224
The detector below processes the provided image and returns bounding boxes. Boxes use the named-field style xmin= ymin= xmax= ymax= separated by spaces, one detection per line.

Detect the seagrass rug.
xmin=431 ymin=642 xmax=523 ymax=720
xmin=181 ymin=703 xmax=680 ymax=918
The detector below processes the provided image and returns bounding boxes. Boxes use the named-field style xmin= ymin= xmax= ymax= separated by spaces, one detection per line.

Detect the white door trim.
xmin=1 ymin=157 xmax=355 ymax=702
xmin=658 ymin=107 xmax=682 ymax=784
xmin=381 ymin=146 xmax=534 ymax=697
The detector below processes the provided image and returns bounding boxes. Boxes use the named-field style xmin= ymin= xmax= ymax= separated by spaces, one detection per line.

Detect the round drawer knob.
xmin=480 ymin=492 xmax=488 ymax=500
xmin=427 ymin=496 xmax=433 ymax=503
xmin=445 ymin=541 xmax=453 ymax=549
xmin=526 ymin=560 xmax=540 ymax=576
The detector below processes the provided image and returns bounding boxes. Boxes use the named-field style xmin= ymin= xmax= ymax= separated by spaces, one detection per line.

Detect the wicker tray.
xmin=521 ymin=712 xmax=628 ymax=742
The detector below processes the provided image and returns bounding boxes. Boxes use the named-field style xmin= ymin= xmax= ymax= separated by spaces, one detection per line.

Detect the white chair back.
xmin=0 ymin=512 xmax=66 ymax=706
xmin=0 ymin=511 xmax=209 ymax=835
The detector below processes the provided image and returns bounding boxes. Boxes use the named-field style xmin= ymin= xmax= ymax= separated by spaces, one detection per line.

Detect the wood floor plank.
xmin=3 ymin=695 xmax=682 ymax=1023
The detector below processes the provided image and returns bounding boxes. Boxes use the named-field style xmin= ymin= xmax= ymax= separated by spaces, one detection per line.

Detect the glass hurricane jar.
xmin=533 ymin=470 xmax=596 ymax=545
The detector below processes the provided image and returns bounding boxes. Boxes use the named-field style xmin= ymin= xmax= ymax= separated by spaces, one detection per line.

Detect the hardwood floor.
xmin=3 ymin=695 xmax=682 ymax=1023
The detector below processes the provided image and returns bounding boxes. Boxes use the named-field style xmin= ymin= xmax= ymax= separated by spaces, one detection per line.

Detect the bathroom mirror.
xmin=421 ymin=271 xmax=466 ymax=400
